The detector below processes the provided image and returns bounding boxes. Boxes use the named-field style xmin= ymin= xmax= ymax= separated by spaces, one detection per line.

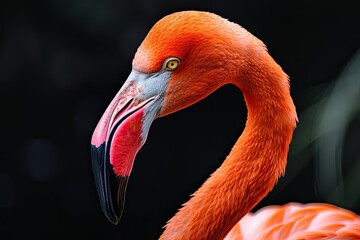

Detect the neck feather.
xmin=160 ymin=29 xmax=297 ymax=240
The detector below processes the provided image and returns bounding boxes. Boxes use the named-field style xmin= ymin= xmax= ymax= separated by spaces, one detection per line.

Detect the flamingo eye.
xmin=164 ymin=58 xmax=180 ymax=71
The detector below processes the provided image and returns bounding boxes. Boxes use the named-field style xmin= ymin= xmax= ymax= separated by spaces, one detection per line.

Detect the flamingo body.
xmin=90 ymin=10 xmax=360 ymax=239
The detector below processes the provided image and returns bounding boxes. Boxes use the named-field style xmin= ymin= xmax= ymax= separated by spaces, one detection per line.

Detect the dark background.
xmin=1 ymin=0 xmax=360 ymax=239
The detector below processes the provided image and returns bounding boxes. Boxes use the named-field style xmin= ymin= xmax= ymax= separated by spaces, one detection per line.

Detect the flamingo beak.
xmin=91 ymin=70 xmax=171 ymax=224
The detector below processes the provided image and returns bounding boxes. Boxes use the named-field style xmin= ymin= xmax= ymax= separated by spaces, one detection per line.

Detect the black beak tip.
xmin=109 ymin=217 xmax=120 ymax=225
xmin=91 ymin=143 xmax=128 ymax=225
xmin=104 ymin=208 xmax=121 ymax=225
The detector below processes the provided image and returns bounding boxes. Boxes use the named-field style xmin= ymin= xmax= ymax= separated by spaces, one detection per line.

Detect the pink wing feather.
xmin=225 ymin=203 xmax=360 ymax=240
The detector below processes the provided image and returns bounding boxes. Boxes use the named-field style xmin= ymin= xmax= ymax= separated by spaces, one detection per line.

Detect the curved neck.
xmin=160 ymin=35 xmax=297 ymax=240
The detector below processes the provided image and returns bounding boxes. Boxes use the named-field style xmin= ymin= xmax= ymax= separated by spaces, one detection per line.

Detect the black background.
xmin=1 ymin=1 xmax=360 ymax=239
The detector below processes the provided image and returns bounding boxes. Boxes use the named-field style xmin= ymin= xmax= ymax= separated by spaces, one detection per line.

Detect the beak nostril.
xmin=111 ymin=99 xmax=134 ymax=130
xmin=131 ymin=98 xmax=142 ymax=107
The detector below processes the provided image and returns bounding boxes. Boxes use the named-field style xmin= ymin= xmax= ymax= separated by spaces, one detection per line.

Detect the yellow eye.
xmin=165 ymin=58 xmax=180 ymax=71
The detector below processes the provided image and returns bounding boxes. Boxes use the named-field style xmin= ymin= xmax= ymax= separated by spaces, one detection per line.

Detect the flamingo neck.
xmin=160 ymin=47 xmax=297 ymax=239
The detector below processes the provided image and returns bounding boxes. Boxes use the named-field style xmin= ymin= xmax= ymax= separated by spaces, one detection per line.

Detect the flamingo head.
xmin=91 ymin=11 xmax=255 ymax=224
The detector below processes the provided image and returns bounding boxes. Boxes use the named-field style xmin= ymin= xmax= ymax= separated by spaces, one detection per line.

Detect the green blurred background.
xmin=1 ymin=0 xmax=359 ymax=239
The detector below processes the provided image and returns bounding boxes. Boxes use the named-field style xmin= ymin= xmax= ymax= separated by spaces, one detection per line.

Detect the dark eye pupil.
xmin=165 ymin=59 xmax=179 ymax=70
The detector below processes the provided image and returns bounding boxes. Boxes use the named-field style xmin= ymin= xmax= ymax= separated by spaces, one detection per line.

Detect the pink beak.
xmin=91 ymin=70 xmax=171 ymax=224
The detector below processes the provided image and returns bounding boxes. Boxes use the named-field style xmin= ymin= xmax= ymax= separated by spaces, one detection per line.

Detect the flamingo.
xmin=90 ymin=11 xmax=360 ymax=239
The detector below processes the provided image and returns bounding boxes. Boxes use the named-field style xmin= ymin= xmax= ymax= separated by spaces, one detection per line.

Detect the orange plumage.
xmin=91 ymin=10 xmax=360 ymax=239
